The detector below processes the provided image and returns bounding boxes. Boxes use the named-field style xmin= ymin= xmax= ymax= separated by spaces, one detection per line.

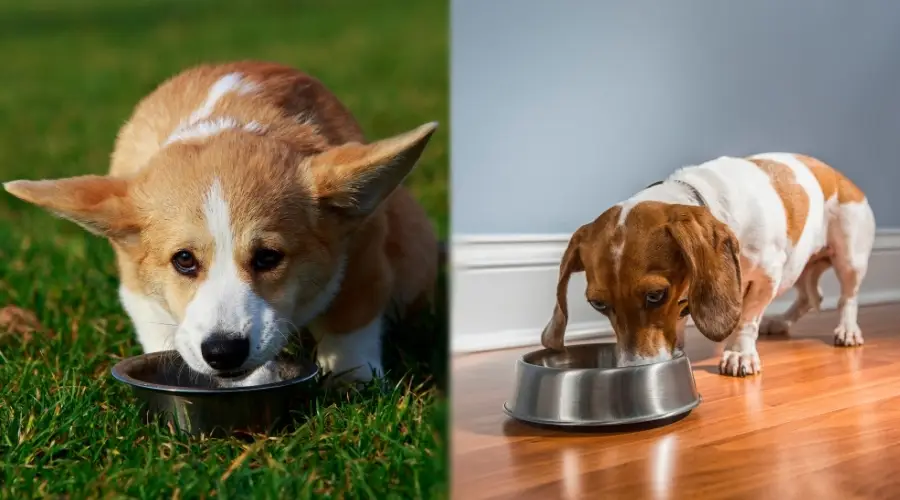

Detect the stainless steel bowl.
xmin=504 ymin=342 xmax=701 ymax=428
xmin=111 ymin=351 xmax=318 ymax=436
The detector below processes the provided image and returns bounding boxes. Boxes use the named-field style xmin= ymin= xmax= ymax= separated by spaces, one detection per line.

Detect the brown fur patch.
xmin=541 ymin=201 xmax=742 ymax=356
xmin=540 ymin=207 xmax=622 ymax=350
xmin=794 ymin=154 xmax=866 ymax=204
xmin=747 ymin=158 xmax=810 ymax=245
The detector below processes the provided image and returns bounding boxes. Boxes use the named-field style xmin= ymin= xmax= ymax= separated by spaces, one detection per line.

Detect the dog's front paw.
xmin=834 ymin=323 xmax=864 ymax=347
xmin=317 ymin=354 xmax=383 ymax=389
xmin=719 ymin=350 xmax=761 ymax=377
xmin=759 ymin=316 xmax=790 ymax=336
xmin=313 ymin=321 xmax=384 ymax=389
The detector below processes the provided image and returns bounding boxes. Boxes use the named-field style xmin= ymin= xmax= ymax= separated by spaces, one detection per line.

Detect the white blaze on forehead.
xmin=190 ymin=72 xmax=258 ymax=123
xmin=203 ymin=179 xmax=233 ymax=263
xmin=165 ymin=72 xmax=266 ymax=146
xmin=610 ymin=203 xmax=627 ymax=274
xmin=177 ymin=178 xmax=273 ymax=373
xmin=184 ymin=178 xmax=259 ymax=337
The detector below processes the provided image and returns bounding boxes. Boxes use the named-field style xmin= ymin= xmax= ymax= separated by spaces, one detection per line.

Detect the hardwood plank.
xmin=452 ymin=303 xmax=900 ymax=499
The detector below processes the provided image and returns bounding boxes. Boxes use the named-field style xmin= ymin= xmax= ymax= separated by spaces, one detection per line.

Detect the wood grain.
xmin=452 ymin=303 xmax=900 ymax=500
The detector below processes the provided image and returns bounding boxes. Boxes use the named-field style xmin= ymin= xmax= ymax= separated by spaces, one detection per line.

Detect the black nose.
xmin=200 ymin=333 xmax=250 ymax=371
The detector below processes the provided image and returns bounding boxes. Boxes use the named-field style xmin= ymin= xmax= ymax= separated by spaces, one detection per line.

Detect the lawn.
xmin=0 ymin=0 xmax=448 ymax=498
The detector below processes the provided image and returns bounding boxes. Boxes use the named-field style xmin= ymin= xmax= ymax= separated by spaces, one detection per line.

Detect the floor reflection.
xmin=651 ymin=434 xmax=677 ymax=500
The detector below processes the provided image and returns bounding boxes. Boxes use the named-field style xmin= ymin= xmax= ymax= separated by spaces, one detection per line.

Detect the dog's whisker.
xmin=274 ymin=320 xmax=310 ymax=352
xmin=275 ymin=323 xmax=296 ymax=335
xmin=274 ymin=317 xmax=302 ymax=331
xmin=135 ymin=321 xmax=179 ymax=328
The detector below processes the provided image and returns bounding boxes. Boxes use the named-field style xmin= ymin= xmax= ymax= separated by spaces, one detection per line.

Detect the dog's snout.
xmin=200 ymin=333 xmax=250 ymax=371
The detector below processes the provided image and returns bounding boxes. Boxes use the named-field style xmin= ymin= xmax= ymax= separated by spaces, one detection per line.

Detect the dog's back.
xmin=110 ymin=61 xmax=363 ymax=176
xmin=667 ymin=153 xmax=874 ymax=294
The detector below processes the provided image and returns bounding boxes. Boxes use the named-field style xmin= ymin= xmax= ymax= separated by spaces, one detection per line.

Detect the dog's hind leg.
xmin=830 ymin=201 xmax=876 ymax=347
xmin=759 ymin=255 xmax=831 ymax=336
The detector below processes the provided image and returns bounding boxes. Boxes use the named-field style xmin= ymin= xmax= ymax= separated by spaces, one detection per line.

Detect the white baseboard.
xmin=451 ymin=229 xmax=900 ymax=353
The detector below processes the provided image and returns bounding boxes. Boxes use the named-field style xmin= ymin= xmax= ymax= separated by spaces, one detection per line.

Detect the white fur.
xmin=164 ymin=118 xmax=266 ymax=146
xmin=165 ymin=72 xmax=263 ymax=146
xmin=616 ymin=317 xmax=688 ymax=367
xmin=610 ymin=153 xmax=875 ymax=375
xmin=617 ymin=343 xmax=673 ymax=366
xmin=830 ymin=201 xmax=875 ymax=346
xmin=118 ymin=285 xmax=177 ymax=353
xmin=189 ymin=72 xmax=257 ymax=123
xmin=310 ymin=315 xmax=384 ymax=383
xmin=618 ymin=181 xmax=701 ymax=220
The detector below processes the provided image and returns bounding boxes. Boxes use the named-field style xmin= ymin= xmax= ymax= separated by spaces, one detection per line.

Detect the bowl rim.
xmin=502 ymin=395 xmax=702 ymax=427
xmin=518 ymin=342 xmax=690 ymax=374
xmin=110 ymin=351 xmax=319 ymax=395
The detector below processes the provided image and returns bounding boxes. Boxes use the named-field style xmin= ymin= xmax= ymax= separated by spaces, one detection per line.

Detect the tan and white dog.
xmin=541 ymin=153 xmax=874 ymax=377
xmin=4 ymin=61 xmax=439 ymax=386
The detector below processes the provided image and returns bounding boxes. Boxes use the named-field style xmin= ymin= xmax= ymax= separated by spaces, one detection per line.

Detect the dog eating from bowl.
xmin=4 ymin=61 xmax=439 ymax=387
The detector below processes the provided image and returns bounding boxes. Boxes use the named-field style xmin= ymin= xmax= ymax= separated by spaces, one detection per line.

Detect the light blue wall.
xmin=451 ymin=0 xmax=900 ymax=235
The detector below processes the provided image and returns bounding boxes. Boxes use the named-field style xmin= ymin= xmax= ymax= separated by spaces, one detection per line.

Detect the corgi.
xmin=541 ymin=153 xmax=874 ymax=376
xmin=5 ymin=61 xmax=439 ymax=386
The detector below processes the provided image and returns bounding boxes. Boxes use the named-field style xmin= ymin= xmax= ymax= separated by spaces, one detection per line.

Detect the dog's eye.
xmin=172 ymin=250 xmax=199 ymax=277
xmin=645 ymin=289 xmax=668 ymax=308
xmin=251 ymin=248 xmax=285 ymax=272
xmin=678 ymin=298 xmax=690 ymax=318
xmin=588 ymin=300 xmax=609 ymax=314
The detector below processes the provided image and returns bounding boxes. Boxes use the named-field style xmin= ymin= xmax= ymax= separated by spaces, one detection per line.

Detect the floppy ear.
xmin=303 ymin=122 xmax=438 ymax=219
xmin=3 ymin=176 xmax=140 ymax=242
xmin=666 ymin=206 xmax=742 ymax=341
xmin=540 ymin=226 xmax=587 ymax=351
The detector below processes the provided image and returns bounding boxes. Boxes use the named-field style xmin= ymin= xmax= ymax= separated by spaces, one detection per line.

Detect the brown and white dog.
xmin=4 ymin=61 xmax=439 ymax=386
xmin=541 ymin=153 xmax=875 ymax=377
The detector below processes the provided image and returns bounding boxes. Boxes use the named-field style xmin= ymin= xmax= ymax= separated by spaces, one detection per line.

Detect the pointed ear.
xmin=4 ymin=176 xmax=140 ymax=241
xmin=666 ymin=206 xmax=743 ymax=342
xmin=540 ymin=225 xmax=588 ymax=351
xmin=303 ymin=122 xmax=438 ymax=219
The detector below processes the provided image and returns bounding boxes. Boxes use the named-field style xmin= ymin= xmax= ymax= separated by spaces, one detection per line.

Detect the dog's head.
xmin=4 ymin=121 xmax=437 ymax=376
xmin=541 ymin=201 xmax=742 ymax=366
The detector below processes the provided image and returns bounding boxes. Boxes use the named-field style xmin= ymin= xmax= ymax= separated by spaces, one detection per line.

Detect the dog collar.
xmin=646 ymin=179 xmax=708 ymax=208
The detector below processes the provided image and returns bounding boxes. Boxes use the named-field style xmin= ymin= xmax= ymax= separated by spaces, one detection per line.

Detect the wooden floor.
xmin=452 ymin=303 xmax=900 ymax=500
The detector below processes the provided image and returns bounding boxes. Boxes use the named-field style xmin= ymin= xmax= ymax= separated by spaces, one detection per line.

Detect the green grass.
xmin=0 ymin=0 xmax=448 ymax=498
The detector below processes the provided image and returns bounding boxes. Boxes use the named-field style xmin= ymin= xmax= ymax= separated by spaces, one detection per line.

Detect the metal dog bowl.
xmin=111 ymin=351 xmax=318 ymax=436
xmin=504 ymin=342 xmax=701 ymax=428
